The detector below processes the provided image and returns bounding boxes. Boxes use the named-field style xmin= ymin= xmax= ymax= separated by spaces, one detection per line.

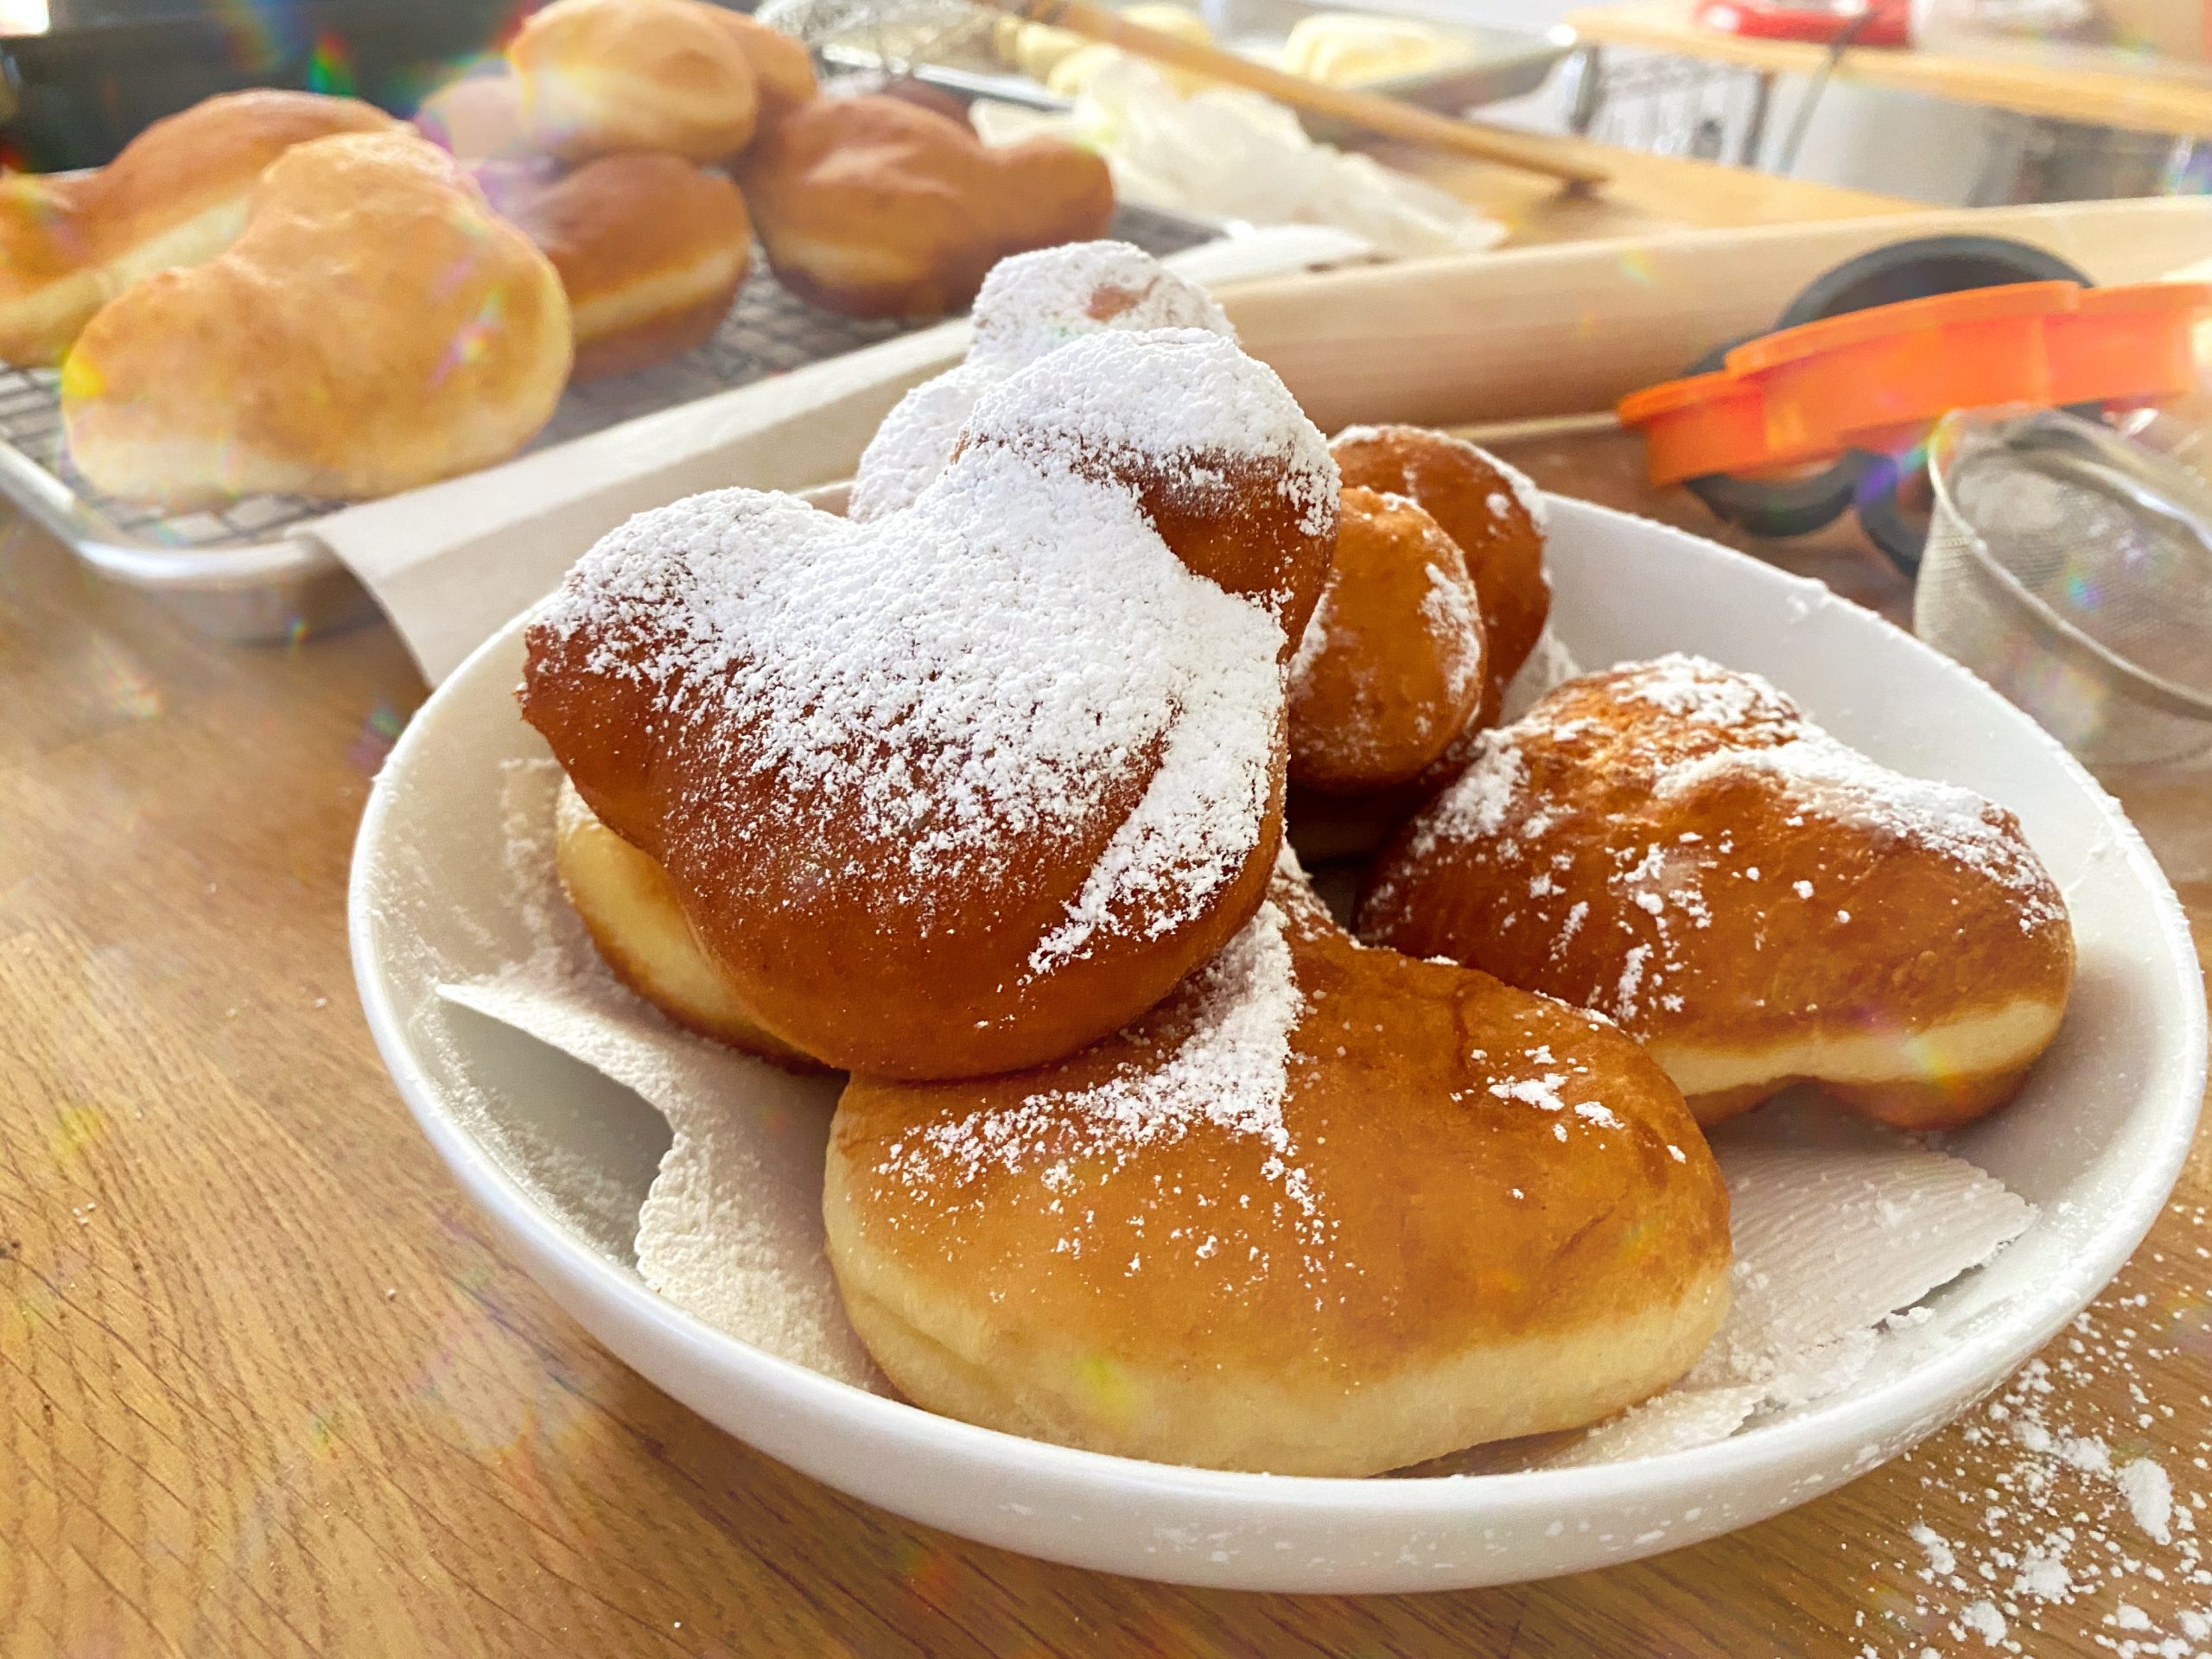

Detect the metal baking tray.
xmin=0 ymin=201 xmax=1220 ymax=645
xmin=822 ymin=0 xmax=1572 ymax=132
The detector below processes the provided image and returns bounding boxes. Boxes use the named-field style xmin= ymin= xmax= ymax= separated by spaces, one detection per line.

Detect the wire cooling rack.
xmin=0 ymin=202 xmax=1221 ymax=615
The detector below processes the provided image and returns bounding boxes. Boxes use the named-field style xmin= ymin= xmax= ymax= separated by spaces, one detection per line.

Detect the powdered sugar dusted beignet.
xmin=1287 ymin=486 xmax=1485 ymax=794
xmin=825 ymin=856 xmax=1729 ymax=1475
xmin=849 ymin=240 xmax=1233 ymax=521
xmin=523 ymin=327 xmax=1337 ymax=1079
xmin=1359 ymin=655 xmax=2075 ymax=1129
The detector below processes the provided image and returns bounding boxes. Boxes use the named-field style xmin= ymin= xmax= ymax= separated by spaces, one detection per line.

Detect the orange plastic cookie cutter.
xmin=1618 ymin=280 xmax=2212 ymax=486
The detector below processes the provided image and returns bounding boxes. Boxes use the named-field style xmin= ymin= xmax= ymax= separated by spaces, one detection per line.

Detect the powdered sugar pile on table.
xmin=1848 ymin=1225 xmax=2212 ymax=1655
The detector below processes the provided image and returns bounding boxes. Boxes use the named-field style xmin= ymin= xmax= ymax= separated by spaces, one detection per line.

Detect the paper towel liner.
xmin=435 ymin=746 xmax=2036 ymax=1472
xmin=310 ymin=225 xmax=1375 ymax=686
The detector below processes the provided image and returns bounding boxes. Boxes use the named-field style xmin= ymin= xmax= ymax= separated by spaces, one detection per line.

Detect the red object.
xmin=1693 ymin=0 xmax=1911 ymax=48
xmin=1617 ymin=280 xmax=2212 ymax=486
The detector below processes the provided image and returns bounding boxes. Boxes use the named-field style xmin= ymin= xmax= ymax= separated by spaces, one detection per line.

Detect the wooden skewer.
xmin=1449 ymin=410 xmax=1624 ymax=445
xmin=996 ymin=0 xmax=1611 ymax=188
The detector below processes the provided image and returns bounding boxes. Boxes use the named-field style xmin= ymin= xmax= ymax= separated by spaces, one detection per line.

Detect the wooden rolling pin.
xmin=995 ymin=0 xmax=1611 ymax=187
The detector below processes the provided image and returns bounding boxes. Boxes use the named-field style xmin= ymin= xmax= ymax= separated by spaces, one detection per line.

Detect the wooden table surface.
xmin=5 ymin=168 xmax=2210 ymax=1657
xmin=1389 ymin=127 xmax=1915 ymax=242
xmin=1572 ymin=0 xmax=2212 ymax=138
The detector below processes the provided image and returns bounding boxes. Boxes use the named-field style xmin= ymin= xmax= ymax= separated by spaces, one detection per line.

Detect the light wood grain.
xmin=1572 ymin=0 xmax=2212 ymax=137
xmin=4 ymin=173 xmax=2211 ymax=1657
xmin=1381 ymin=129 xmax=1915 ymax=245
xmin=6 ymin=433 xmax=2209 ymax=1657
xmin=1224 ymin=195 xmax=2212 ymax=431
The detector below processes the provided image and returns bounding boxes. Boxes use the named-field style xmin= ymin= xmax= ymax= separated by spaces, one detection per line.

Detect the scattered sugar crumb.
xmin=1855 ymin=1211 xmax=2212 ymax=1658
xmin=1912 ymin=1523 xmax=1959 ymax=1578
xmin=2121 ymin=1458 xmax=2175 ymax=1545
xmin=1960 ymin=1600 xmax=2005 ymax=1644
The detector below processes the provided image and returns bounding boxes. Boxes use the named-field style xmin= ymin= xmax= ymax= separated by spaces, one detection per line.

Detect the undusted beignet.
xmin=415 ymin=71 xmax=533 ymax=162
xmin=490 ymin=152 xmax=753 ymax=381
xmin=510 ymin=0 xmax=760 ymax=162
xmin=1360 ymin=654 xmax=2075 ymax=1128
xmin=62 ymin=130 xmax=570 ymax=507
xmin=739 ymin=95 xmax=1114 ymax=320
xmin=703 ymin=6 xmax=818 ymax=124
xmin=0 ymin=89 xmax=397 ymax=367
xmin=827 ymin=857 xmax=1731 ymax=1474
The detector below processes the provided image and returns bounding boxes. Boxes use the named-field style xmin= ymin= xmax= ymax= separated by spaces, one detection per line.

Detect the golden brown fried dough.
xmin=1331 ymin=423 xmax=1550 ymax=726
xmin=0 ymin=89 xmax=397 ymax=366
xmin=827 ymin=860 xmax=1731 ymax=1474
xmin=522 ymin=328 xmax=1335 ymax=1079
xmin=555 ymin=778 xmax=823 ymax=1067
xmin=493 ymin=152 xmax=753 ymax=381
xmin=62 ymin=130 xmax=570 ymax=507
xmin=739 ymin=95 xmax=1114 ymax=320
xmin=510 ymin=0 xmax=760 ymax=162
xmin=1287 ymin=486 xmax=1486 ymax=795
xmin=1361 ymin=654 xmax=2075 ymax=1128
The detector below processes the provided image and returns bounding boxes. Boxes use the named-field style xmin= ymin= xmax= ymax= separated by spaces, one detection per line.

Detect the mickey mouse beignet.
xmin=1360 ymin=656 xmax=2075 ymax=1129
xmin=827 ymin=857 xmax=1731 ymax=1475
xmin=63 ymin=130 xmax=570 ymax=507
xmin=0 ymin=89 xmax=397 ymax=368
xmin=522 ymin=328 xmax=1337 ymax=1079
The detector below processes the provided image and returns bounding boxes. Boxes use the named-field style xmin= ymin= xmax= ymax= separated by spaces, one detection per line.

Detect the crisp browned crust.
xmin=61 ymin=130 xmax=571 ymax=507
xmin=554 ymin=779 xmax=824 ymax=1069
xmin=1331 ymin=423 xmax=1551 ymax=725
xmin=1359 ymin=657 xmax=2076 ymax=1128
xmin=826 ymin=866 xmax=1732 ymax=1475
xmin=1288 ymin=486 xmax=1486 ymax=795
xmin=739 ymin=96 xmax=1114 ymax=321
xmin=0 ymin=90 xmax=397 ymax=366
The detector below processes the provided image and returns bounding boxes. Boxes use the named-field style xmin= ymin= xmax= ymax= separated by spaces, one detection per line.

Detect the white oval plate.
xmin=349 ymin=496 xmax=2205 ymax=1592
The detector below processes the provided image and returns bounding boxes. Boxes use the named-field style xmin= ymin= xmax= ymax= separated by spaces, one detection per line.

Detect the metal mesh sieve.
xmin=1916 ymin=406 xmax=2212 ymax=769
xmin=757 ymin=0 xmax=998 ymax=72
